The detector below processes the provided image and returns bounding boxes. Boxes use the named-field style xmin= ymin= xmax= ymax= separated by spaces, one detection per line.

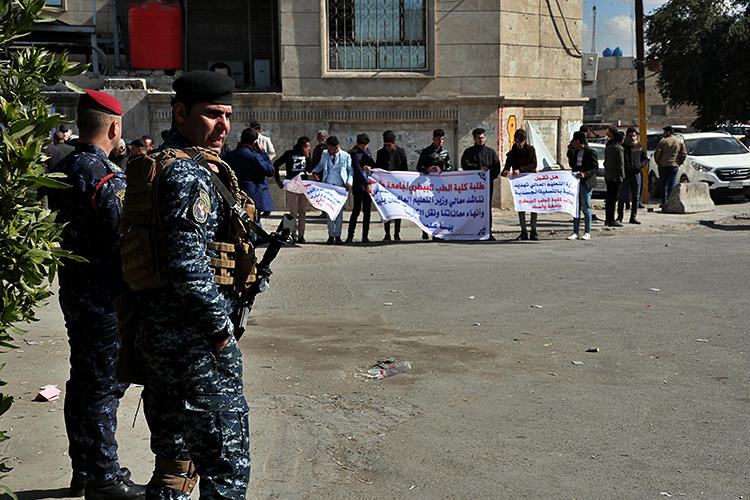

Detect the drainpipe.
xmin=91 ymin=0 xmax=99 ymax=73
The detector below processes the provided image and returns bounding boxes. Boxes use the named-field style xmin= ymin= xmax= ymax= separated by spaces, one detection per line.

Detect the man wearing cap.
xmin=130 ymin=70 xmax=251 ymax=499
xmin=47 ymin=90 xmax=146 ymax=499
xmin=653 ymin=125 xmax=687 ymax=206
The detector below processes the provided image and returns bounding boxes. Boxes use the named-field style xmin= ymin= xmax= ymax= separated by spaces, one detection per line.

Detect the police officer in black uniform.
xmin=47 ymin=90 xmax=146 ymax=499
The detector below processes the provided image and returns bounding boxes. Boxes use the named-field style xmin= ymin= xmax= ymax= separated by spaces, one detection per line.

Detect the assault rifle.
xmin=232 ymin=214 xmax=294 ymax=339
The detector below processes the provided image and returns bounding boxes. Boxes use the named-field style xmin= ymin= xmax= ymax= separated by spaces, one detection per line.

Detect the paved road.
xmin=3 ymin=203 xmax=749 ymax=499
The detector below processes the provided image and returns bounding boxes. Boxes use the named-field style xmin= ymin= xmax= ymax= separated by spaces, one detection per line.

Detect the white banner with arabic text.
xmin=508 ymin=172 xmax=580 ymax=217
xmin=368 ymin=170 xmax=490 ymax=240
xmin=283 ymin=174 xmax=348 ymax=219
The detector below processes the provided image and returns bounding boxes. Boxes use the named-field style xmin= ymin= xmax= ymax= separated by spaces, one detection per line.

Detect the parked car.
xmin=648 ymin=132 xmax=750 ymax=199
xmin=717 ymin=123 xmax=750 ymax=141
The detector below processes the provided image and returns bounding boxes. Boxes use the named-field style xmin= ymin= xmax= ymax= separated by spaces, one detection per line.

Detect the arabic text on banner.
xmin=508 ymin=171 xmax=580 ymax=217
xmin=283 ymin=174 xmax=348 ymax=219
xmin=368 ymin=169 xmax=490 ymax=240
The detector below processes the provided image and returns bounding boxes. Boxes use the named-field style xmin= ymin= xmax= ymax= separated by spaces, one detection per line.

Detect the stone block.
xmin=662 ymin=182 xmax=715 ymax=214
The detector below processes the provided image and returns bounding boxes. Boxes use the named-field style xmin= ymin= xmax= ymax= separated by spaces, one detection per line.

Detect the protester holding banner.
xmin=346 ymin=134 xmax=376 ymax=243
xmin=312 ymin=136 xmax=353 ymax=244
xmin=567 ymin=131 xmax=599 ymax=240
xmin=274 ymin=136 xmax=312 ymax=243
xmin=376 ymin=130 xmax=408 ymax=241
xmin=417 ymin=129 xmax=453 ymax=240
xmin=502 ymin=129 xmax=539 ymax=240
xmin=461 ymin=127 xmax=501 ymax=240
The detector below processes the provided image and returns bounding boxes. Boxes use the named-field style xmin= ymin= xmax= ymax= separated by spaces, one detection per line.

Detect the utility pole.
xmin=591 ymin=6 xmax=597 ymax=52
xmin=635 ymin=0 xmax=649 ymax=200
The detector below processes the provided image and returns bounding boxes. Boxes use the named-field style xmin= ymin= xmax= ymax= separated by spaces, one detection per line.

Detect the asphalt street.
xmin=2 ymin=202 xmax=749 ymax=499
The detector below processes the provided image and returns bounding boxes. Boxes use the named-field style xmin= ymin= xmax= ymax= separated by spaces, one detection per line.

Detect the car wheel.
xmin=648 ymin=172 xmax=661 ymax=200
xmin=679 ymin=175 xmax=689 ymax=184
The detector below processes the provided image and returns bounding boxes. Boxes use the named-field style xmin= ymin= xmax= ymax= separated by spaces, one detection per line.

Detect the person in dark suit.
xmin=375 ymin=130 xmax=408 ymax=241
xmin=223 ymin=127 xmax=275 ymax=227
xmin=567 ymin=131 xmax=599 ymax=241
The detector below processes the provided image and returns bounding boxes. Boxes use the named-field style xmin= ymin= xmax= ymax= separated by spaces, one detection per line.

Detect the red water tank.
xmin=129 ymin=2 xmax=183 ymax=69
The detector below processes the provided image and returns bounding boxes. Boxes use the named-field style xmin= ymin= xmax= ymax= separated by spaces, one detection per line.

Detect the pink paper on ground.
xmin=35 ymin=385 xmax=61 ymax=402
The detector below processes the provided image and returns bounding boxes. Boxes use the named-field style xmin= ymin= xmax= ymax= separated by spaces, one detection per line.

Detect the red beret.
xmin=78 ymin=89 xmax=123 ymax=116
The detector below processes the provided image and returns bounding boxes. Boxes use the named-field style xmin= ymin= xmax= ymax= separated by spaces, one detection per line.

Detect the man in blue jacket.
xmin=312 ymin=135 xmax=353 ymax=244
xmin=223 ymin=127 xmax=275 ymax=227
xmin=346 ymin=133 xmax=376 ymax=243
xmin=47 ymin=90 xmax=146 ymax=499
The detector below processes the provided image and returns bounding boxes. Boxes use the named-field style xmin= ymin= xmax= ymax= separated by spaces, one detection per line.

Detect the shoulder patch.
xmin=115 ymin=188 xmax=126 ymax=205
xmin=192 ymin=189 xmax=211 ymax=223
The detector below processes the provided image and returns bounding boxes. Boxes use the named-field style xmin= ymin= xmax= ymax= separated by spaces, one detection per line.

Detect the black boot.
xmin=72 ymin=468 xmax=131 ymax=498
xmin=85 ymin=474 xmax=145 ymax=500
xmin=70 ymin=472 xmax=86 ymax=497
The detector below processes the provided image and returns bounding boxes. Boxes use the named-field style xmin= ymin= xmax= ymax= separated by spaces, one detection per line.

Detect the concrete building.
xmin=583 ymin=55 xmax=697 ymax=128
xmin=40 ymin=0 xmax=587 ymax=170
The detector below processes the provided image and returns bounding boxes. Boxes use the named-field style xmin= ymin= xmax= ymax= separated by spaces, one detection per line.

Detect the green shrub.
xmin=0 ymin=0 xmax=87 ymax=496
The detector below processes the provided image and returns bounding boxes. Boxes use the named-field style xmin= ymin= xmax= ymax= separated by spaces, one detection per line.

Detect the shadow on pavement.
xmin=699 ymin=218 xmax=750 ymax=231
xmin=12 ymin=488 xmax=70 ymax=499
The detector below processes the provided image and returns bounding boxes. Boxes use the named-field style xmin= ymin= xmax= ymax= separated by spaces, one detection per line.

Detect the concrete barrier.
xmin=662 ymin=182 xmax=715 ymax=214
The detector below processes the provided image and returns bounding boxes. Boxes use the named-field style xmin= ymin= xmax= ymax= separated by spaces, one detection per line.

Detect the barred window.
xmin=328 ymin=0 xmax=427 ymax=71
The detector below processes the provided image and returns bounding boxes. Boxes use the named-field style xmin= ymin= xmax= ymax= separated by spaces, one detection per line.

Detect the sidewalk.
xmin=261 ymin=197 xmax=750 ymax=243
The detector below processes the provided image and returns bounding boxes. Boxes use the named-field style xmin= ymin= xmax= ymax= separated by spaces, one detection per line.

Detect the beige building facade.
xmin=42 ymin=0 xmax=586 ymax=169
xmin=583 ymin=55 xmax=696 ymax=129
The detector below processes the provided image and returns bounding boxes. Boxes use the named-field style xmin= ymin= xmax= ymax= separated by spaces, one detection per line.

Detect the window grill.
xmin=328 ymin=0 xmax=427 ymax=71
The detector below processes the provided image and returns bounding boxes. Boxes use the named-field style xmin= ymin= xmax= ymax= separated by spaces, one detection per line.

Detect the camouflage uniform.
xmin=47 ymin=143 xmax=129 ymax=483
xmin=133 ymin=131 xmax=250 ymax=499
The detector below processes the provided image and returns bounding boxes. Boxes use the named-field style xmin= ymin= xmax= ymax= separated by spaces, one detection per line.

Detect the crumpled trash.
xmin=363 ymin=359 xmax=412 ymax=379
xmin=586 ymin=347 xmax=600 ymax=353
xmin=472 ymin=322 xmax=481 ymax=326
xmin=24 ymin=340 xmax=39 ymax=345
xmin=571 ymin=361 xmax=584 ymax=366
xmin=649 ymin=288 xmax=661 ymax=292
xmin=35 ymin=385 xmax=61 ymax=402
xmin=530 ymin=304 xmax=543 ymax=309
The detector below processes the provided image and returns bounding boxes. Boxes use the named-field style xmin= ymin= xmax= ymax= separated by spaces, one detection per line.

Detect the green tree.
xmin=646 ymin=0 xmax=750 ymax=130
xmin=0 ymin=0 xmax=86 ymax=495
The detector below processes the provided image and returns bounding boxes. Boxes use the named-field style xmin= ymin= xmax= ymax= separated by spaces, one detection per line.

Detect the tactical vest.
xmin=119 ymin=147 xmax=257 ymax=294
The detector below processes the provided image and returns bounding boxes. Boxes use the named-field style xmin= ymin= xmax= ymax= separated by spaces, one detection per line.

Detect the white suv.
xmin=648 ymin=132 xmax=750 ymax=199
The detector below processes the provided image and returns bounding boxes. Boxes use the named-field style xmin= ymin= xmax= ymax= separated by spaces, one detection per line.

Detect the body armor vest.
xmin=119 ymin=147 xmax=257 ymax=293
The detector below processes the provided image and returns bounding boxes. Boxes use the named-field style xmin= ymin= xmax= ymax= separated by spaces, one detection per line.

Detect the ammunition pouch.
xmin=207 ymin=241 xmax=256 ymax=294
xmin=149 ymin=457 xmax=198 ymax=494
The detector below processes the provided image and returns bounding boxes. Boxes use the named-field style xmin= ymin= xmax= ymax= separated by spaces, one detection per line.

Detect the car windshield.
xmin=684 ymin=137 xmax=748 ymax=156
xmin=647 ymin=135 xmax=662 ymax=151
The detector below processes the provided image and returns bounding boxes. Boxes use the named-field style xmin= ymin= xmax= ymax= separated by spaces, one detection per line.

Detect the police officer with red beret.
xmin=47 ymin=90 xmax=146 ymax=499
